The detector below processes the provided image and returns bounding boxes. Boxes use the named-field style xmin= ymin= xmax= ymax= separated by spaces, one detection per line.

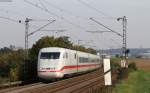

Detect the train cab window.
xmin=40 ymin=52 xmax=60 ymax=59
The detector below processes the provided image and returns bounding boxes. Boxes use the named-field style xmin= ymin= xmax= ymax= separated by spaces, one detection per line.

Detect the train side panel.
xmin=77 ymin=52 xmax=90 ymax=73
xmin=63 ymin=50 xmax=78 ymax=75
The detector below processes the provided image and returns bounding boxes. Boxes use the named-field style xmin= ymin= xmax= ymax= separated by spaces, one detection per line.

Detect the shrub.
xmin=128 ymin=62 xmax=137 ymax=71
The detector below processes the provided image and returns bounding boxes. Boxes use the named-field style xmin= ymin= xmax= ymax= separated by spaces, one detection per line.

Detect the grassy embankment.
xmin=114 ymin=58 xmax=150 ymax=93
xmin=114 ymin=70 xmax=150 ymax=93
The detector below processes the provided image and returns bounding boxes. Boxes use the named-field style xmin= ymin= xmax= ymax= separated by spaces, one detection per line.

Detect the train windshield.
xmin=40 ymin=52 xmax=60 ymax=59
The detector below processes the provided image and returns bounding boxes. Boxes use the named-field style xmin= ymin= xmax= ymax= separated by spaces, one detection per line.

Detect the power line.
xmin=0 ymin=16 xmax=57 ymax=33
xmin=24 ymin=0 xmax=88 ymax=31
xmin=27 ymin=20 xmax=56 ymax=36
xmin=86 ymin=30 xmax=111 ymax=33
xmin=0 ymin=16 xmax=52 ymax=29
xmin=41 ymin=0 xmax=116 ymax=22
xmin=110 ymin=39 xmax=121 ymax=47
xmin=24 ymin=0 xmax=59 ymax=18
xmin=0 ymin=8 xmax=54 ymax=22
xmin=43 ymin=0 xmax=76 ymax=16
xmin=0 ymin=9 xmax=52 ymax=28
xmin=77 ymin=0 xmax=113 ymax=18
xmin=26 ymin=18 xmax=54 ymax=22
xmin=38 ymin=0 xmax=49 ymax=12
xmin=86 ymin=30 xmax=121 ymax=47
xmin=0 ymin=8 xmax=26 ymax=18
xmin=40 ymin=29 xmax=66 ymax=32
xmin=89 ymin=17 xmax=123 ymax=37
xmin=0 ymin=16 xmax=22 ymax=23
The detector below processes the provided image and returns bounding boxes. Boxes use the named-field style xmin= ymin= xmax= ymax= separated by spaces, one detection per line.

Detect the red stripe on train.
xmin=38 ymin=64 xmax=100 ymax=72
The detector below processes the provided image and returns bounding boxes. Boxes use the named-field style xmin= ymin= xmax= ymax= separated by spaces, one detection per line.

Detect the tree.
xmin=0 ymin=48 xmax=24 ymax=81
xmin=29 ymin=36 xmax=55 ymax=61
xmin=86 ymin=48 xmax=96 ymax=54
xmin=0 ymin=47 xmax=12 ymax=54
xmin=29 ymin=36 xmax=74 ymax=61
xmin=55 ymin=36 xmax=73 ymax=49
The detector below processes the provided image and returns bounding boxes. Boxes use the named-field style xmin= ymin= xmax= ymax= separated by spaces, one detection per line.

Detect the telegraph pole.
xmin=25 ymin=18 xmax=30 ymax=60
xmin=117 ymin=16 xmax=127 ymax=67
xmin=123 ymin=16 xmax=127 ymax=62
xmin=23 ymin=18 xmax=31 ymax=80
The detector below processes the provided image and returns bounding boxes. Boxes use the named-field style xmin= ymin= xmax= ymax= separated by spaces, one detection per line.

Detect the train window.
xmin=40 ymin=52 xmax=60 ymax=59
xmin=79 ymin=57 xmax=88 ymax=63
xmin=66 ymin=53 xmax=68 ymax=58
xmin=74 ymin=53 xmax=77 ymax=59
xmin=63 ymin=52 xmax=68 ymax=59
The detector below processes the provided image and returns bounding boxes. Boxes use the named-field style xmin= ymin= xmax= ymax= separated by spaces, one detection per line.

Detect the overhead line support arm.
xmin=89 ymin=17 xmax=123 ymax=37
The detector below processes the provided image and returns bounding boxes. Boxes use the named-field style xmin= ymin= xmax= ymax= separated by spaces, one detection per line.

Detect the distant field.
xmin=128 ymin=58 xmax=150 ymax=71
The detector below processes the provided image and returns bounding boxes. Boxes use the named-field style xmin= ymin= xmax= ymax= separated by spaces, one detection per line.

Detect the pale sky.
xmin=0 ymin=0 xmax=150 ymax=49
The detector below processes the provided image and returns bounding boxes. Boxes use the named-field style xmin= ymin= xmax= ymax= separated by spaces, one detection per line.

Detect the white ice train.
xmin=38 ymin=47 xmax=102 ymax=80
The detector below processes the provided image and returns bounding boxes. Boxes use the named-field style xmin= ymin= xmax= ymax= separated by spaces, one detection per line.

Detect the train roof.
xmin=40 ymin=47 xmax=66 ymax=52
xmin=40 ymin=47 xmax=99 ymax=57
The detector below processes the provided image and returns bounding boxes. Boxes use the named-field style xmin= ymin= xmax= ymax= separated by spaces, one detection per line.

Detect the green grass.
xmin=114 ymin=70 xmax=150 ymax=93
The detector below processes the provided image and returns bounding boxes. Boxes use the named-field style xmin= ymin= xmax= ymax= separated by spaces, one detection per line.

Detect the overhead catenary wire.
xmin=42 ymin=0 xmax=74 ymax=30
xmin=0 ymin=8 xmax=54 ymax=28
xmin=27 ymin=20 xmax=56 ymax=36
xmin=40 ymin=0 xmax=116 ymax=20
xmin=24 ymin=0 xmax=88 ymax=31
xmin=77 ymin=0 xmax=113 ymax=18
xmin=24 ymin=0 xmax=58 ymax=18
xmin=0 ymin=8 xmax=27 ymax=18
xmin=37 ymin=0 xmax=115 ymax=20
xmin=0 ymin=8 xmax=56 ymax=22
xmin=40 ymin=29 xmax=66 ymax=32
xmin=0 ymin=8 xmax=39 ymax=22
xmin=0 ymin=16 xmax=56 ymax=31
xmin=86 ymin=30 xmax=111 ymax=33
xmin=26 ymin=18 xmax=54 ymax=22
xmin=109 ymin=39 xmax=121 ymax=47
xmin=89 ymin=17 xmax=123 ymax=37
xmin=38 ymin=0 xmax=49 ymax=13
xmin=99 ymin=33 xmax=122 ymax=48
xmin=5 ymin=17 xmax=47 ymax=28
xmin=87 ymin=30 xmax=119 ymax=50
xmin=43 ymin=0 xmax=76 ymax=17
xmin=0 ymin=16 xmax=23 ymax=24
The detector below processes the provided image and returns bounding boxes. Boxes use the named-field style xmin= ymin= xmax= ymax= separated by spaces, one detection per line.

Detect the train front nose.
xmin=38 ymin=59 xmax=64 ymax=79
xmin=38 ymin=70 xmax=64 ymax=79
xmin=38 ymin=52 xmax=64 ymax=79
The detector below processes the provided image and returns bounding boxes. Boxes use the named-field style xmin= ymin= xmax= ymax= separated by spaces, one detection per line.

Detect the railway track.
xmin=0 ymin=82 xmax=47 ymax=93
xmin=23 ymin=69 xmax=104 ymax=93
xmin=58 ymin=75 xmax=104 ymax=93
xmin=0 ymin=68 xmax=106 ymax=93
xmin=71 ymin=76 xmax=104 ymax=93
